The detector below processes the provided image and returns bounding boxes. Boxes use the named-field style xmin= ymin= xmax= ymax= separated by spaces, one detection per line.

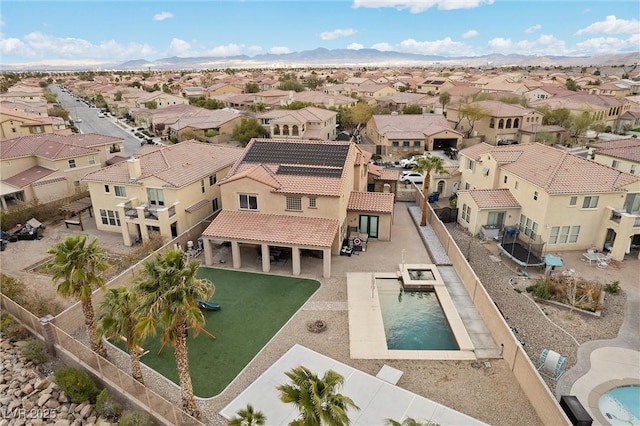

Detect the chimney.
xmin=127 ymin=157 xmax=141 ymax=180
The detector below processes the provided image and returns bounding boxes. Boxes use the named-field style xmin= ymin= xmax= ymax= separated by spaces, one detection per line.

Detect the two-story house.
xmin=135 ymin=91 xmax=189 ymax=109
xmin=0 ymin=133 xmax=125 ymax=209
xmin=365 ymin=114 xmax=463 ymax=158
xmin=82 ymin=141 xmax=242 ymax=246
xmin=0 ymin=109 xmax=60 ymax=139
xmin=455 ymin=143 xmax=640 ymax=261
xmin=201 ymin=139 xmax=395 ymax=278
xmin=446 ymin=100 xmax=544 ymax=145
xmin=589 ymin=139 xmax=640 ymax=176
xmin=256 ymin=107 xmax=338 ymax=140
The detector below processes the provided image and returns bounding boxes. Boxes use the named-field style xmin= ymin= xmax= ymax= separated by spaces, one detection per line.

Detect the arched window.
xmin=498 ymin=119 xmax=504 ymax=129
xmin=513 ymin=118 xmax=519 ymax=128
xmin=292 ymin=125 xmax=299 ymax=136
xmin=506 ymin=119 xmax=512 ymax=129
xmin=489 ymin=118 xmax=495 ymax=128
xmin=283 ymin=125 xmax=290 ymax=135
xmin=273 ymin=125 xmax=280 ymax=135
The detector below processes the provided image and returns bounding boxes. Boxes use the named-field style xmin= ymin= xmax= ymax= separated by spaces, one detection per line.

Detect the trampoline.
xmin=498 ymin=226 xmax=545 ymax=267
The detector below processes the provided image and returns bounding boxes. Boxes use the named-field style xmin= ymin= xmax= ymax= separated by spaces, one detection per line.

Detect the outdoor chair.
xmin=536 ymin=349 xmax=567 ymax=381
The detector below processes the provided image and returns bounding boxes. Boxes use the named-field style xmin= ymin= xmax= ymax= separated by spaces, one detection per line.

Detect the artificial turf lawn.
xmin=119 ymin=268 xmax=320 ymax=398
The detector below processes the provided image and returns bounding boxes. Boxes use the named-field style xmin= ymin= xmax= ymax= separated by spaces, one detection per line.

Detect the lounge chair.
xmin=536 ymin=349 xmax=567 ymax=381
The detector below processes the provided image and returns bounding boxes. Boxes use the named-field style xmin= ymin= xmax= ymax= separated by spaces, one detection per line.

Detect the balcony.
xmin=607 ymin=207 xmax=640 ymax=229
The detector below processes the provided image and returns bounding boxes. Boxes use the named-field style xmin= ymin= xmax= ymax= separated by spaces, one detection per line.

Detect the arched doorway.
xmin=437 ymin=180 xmax=445 ymax=195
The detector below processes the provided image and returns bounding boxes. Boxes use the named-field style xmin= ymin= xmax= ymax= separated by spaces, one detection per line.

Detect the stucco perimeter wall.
xmin=52 ymin=219 xmax=212 ymax=335
xmin=423 ymin=203 xmax=570 ymax=425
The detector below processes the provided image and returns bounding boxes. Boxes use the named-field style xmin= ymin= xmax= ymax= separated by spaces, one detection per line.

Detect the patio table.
xmin=582 ymin=252 xmax=600 ymax=264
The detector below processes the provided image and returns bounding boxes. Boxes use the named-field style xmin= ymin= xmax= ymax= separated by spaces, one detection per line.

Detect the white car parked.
xmin=399 ymin=172 xmax=424 ymax=184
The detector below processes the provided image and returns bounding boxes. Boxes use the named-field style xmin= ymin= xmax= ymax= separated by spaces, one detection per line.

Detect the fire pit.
xmin=307 ymin=320 xmax=327 ymax=333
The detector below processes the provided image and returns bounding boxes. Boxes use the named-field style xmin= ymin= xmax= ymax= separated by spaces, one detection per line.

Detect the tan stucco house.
xmin=0 ymin=133 xmax=124 ymax=209
xmin=201 ymin=138 xmax=395 ymax=278
xmin=256 ymin=107 xmax=338 ymax=140
xmin=81 ymin=141 xmax=243 ymax=246
xmin=365 ymin=114 xmax=463 ymax=159
xmin=456 ymin=143 xmax=640 ymax=261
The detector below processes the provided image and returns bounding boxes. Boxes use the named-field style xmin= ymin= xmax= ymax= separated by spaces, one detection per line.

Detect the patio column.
xmin=231 ymin=241 xmax=241 ymax=269
xmin=261 ymin=243 xmax=271 ymax=273
xmin=292 ymin=247 xmax=301 ymax=276
xmin=203 ymin=238 xmax=213 ymax=266
xmin=322 ymin=248 xmax=331 ymax=278
xmin=121 ymin=223 xmax=132 ymax=247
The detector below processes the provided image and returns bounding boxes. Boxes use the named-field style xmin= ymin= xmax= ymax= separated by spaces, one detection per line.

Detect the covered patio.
xmin=201 ymin=210 xmax=339 ymax=278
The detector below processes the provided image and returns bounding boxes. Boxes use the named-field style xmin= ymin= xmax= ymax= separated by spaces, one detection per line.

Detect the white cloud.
xmin=525 ymin=24 xmax=541 ymax=34
xmin=352 ymin=0 xmax=493 ymax=13
xmin=574 ymin=35 xmax=640 ymax=54
xmin=515 ymin=34 xmax=567 ymax=55
xmin=371 ymin=42 xmax=394 ymax=51
xmin=398 ymin=37 xmax=473 ymax=55
xmin=462 ymin=30 xmax=478 ymax=39
xmin=320 ymin=28 xmax=357 ymax=41
xmin=0 ymin=37 xmax=28 ymax=56
xmin=348 ymin=43 xmax=364 ymax=50
xmin=166 ymin=38 xmax=192 ymax=56
xmin=576 ymin=15 xmax=639 ymax=35
xmin=153 ymin=12 xmax=174 ymax=22
xmin=487 ymin=37 xmax=512 ymax=51
xmin=2 ymin=31 xmax=155 ymax=60
xmin=247 ymin=45 xmax=263 ymax=55
xmin=206 ymin=43 xmax=246 ymax=57
xmin=269 ymin=46 xmax=291 ymax=55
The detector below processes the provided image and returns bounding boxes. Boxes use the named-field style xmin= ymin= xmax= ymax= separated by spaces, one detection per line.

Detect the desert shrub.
xmin=21 ymin=339 xmax=46 ymax=364
xmin=604 ymin=281 xmax=621 ymax=294
xmin=118 ymin=410 xmax=154 ymax=426
xmin=54 ymin=368 xmax=99 ymax=403
xmin=528 ymin=281 xmax=551 ymax=300
xmin=0 ymin=314 xmax=30 ymax=341
xmin=0 ymin=274 xmax=25 ymax=301
xmin=95 ymin=389 xmax=122 ymax=419
xmin=113 ymin=232 xmax=164 ymax=274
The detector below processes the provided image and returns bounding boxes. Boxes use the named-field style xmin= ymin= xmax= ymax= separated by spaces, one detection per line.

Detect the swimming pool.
xmin=598 ymin=385 xmax=640 ymax=425
xmin=377 ymin=279 xmax=458 ymax=350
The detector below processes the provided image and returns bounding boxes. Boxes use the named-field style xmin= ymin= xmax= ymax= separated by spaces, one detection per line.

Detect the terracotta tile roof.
xmin=459 ymin=142 xmax=494 ymax=160
xmin=371 ymin=114 xmax=462 ymax=138
xmin=3 ymin=165 xmax=56 ymax=188
xmin=185 ymin=199 xmax=209 ymax=213
xmin=82 ymin=141 xmax=243 ymax=188
xmin=224 ymin=139 xmax=353 ymax=197
xmin=368 ymin=165 xmax=400 ymax=181
xmin=223 ymin=164 xmax=281 ymax=189
xmin=590 ymin=139 xmax=640 ymax=163
xmin=493 ymin=143 xmax=639 ymax=194
xmin=347 ymin=192 xmax=394 ymax=213
xmin=202 ymin=210 xmax=339 ymax=247
xmin=0 ymin=134 xmax=100 ymax=160
xmin=469 ymin=100 xmax=536 ymax=117
xmin=466 ymin=189 xmax=521 ymax=209
xmin=32 ymin=176 xmax=66 ymax=186
xmin=434 ymin=165 xmax=459 ymax=178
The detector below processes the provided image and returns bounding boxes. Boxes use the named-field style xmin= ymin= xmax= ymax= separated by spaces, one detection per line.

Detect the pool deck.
xmin=347 ymin=267 xmax=500 ymax=360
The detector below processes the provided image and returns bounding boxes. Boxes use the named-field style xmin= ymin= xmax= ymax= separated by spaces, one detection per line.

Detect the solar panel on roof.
xmin=276 ymin=165 xmax=343 ymax=178
xmin=243 ymin=141 xmax=349 ymax=167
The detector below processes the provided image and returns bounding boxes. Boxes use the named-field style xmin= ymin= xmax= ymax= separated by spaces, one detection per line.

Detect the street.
xmin=49 ymin=84 xmax=143 ymax=156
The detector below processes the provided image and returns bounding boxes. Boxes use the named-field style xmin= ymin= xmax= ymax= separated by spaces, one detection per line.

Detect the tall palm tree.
xmin=277 ymin=365 xmax=359 ymax=426
xmin=227 ymin=404 xmax=266 ymax=426
xmin=48 ymin=235 xmax=109 ymax=357
xmin=98 ymin=287 xmax=145 ymax=384
xmin=134 ymin=249 xmax=214 ymax=420
xmin=412 ymin=154 xmax=447 ymax=226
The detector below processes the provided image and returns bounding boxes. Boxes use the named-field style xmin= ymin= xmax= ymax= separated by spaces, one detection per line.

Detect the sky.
xmin=1 ymin=0 xmax=639 ymax=66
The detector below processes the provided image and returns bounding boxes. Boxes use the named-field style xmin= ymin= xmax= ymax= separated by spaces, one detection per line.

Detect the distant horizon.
xmin=1 ymin=0 xmax=638 ymax=68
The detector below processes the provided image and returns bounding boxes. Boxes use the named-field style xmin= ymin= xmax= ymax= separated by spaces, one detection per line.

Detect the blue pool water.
xmin=377 ymin=279 xmax=458 ymax=350
xmin=598 ymin=385 xmax=640 ymax=425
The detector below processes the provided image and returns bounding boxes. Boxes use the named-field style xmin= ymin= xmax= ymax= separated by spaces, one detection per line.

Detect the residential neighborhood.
xmin=1 ymin=63 xmax=639 ymax=426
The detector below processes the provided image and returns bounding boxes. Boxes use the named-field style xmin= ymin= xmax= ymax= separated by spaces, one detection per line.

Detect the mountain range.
xmin=2 ymin=48 xmax=638 ymax=71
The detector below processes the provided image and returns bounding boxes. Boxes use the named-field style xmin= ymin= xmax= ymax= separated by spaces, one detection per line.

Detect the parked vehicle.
xmin=444 ymin=146 xmax=459 ymax=159
xmin=399 ymin=172 xmax=424 ymax=184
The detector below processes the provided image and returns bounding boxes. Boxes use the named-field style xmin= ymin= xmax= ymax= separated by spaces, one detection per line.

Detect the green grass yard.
xmin=117 ymin=268 xmax=320 ymax=398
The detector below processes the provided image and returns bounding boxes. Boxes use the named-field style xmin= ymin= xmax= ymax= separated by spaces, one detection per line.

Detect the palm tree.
xmin=227 ymin=404 xmax=266 ymax=426
xmin=412 ymin=154 xmax=448 ymax=226
xmin=134 ymin=249 xmax=214 ymax=420
xmin=98 ymin=287 xmax=145 ymax=384
xmin=277 ymin=365 xmax=359 ymax=426
xmin=48 ymin=235 xmax=109 ymax=357
xmin=385 ymin=418 xmax=440 ymax=426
